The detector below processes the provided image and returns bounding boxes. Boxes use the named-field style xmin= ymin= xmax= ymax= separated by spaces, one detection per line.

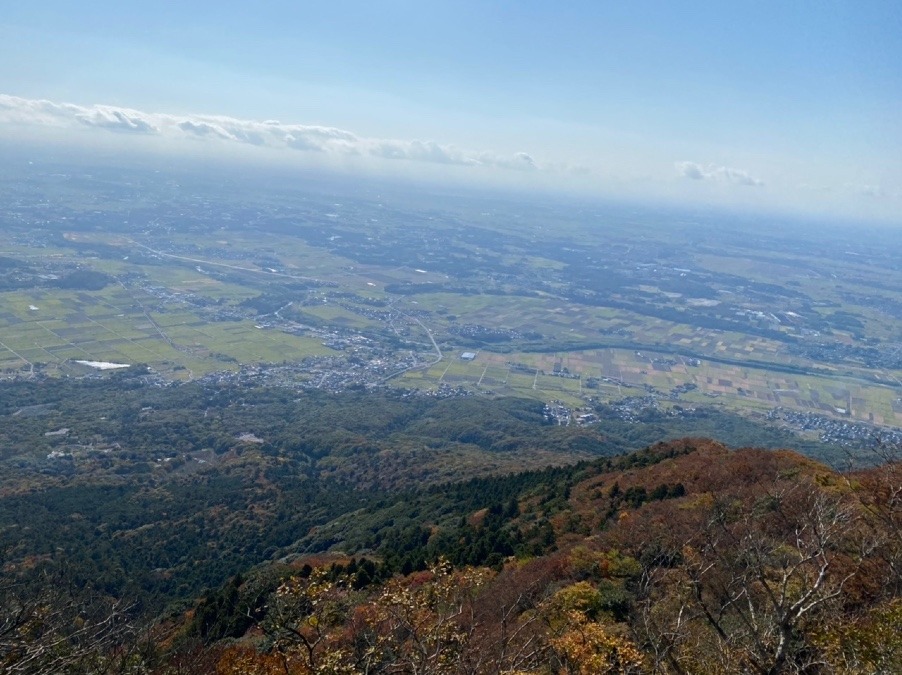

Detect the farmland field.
xmin=1 ymin=158 xmax=900 ymax=444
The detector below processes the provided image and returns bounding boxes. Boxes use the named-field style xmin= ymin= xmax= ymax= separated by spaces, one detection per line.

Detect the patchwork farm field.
xmin=399 ymin=347 xmax=901 ymax=427
xmin=1 ymin=161 xmax=900 ymax=444
xmin=0 ymin=284 xmax=333 ymax=379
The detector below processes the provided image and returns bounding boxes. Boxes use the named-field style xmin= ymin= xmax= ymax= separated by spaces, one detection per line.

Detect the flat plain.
xmin=1 ymin=160 xmax=899 ymax=441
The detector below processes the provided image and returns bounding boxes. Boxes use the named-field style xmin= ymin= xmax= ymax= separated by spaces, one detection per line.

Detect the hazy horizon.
xmin=2 ymin=2 xmax=900 ymax=225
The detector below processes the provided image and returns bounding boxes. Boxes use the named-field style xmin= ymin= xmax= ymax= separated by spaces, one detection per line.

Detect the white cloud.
xmin=177 ymin=119 xmax=235 ymax=140
xmin=859 ymin=184 xmax=885 ymax=198
xmin=677 ymin=161 xmax=705 ymax=180
xmin=500 ymin=152 xmax=538 ymax=171
xmin=76 ymin=106 xmax=159 ymax=134
xmin=368 ymin=139 xmax=476 ymax=165
xmin=676 ymin=160 xmax=763 ymax=186
xmin=0 ymin=94 xmax=541 ymax=173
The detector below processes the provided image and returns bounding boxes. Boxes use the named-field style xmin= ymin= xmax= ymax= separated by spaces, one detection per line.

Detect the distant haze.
xmin=1 ymin=2 xmax=899 ymax=225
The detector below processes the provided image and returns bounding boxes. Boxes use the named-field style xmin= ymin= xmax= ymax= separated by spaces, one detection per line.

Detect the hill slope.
xmin=137 ymin=441 xmax=902 ymax=673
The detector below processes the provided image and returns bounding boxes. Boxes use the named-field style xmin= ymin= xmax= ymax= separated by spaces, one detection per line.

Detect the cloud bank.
xmin=676 ymin=161 xmax=763 ymax=187
xmin=0 ymin=94 xmax=539 ymax=172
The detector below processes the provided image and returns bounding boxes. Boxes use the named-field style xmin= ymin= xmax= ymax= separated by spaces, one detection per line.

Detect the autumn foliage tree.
xmin=624 ymin=450 xmax=900 ymax=674
xmin=0 ymin=575 xmax=139 ymax=674
xmin=25 ymin=440 xmax=895 ymax=675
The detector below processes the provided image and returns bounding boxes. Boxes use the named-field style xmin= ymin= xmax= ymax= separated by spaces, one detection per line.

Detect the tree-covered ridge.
xmin=7 ymin=438 xmax=897 ymax=673
xmin=176 ymin=441 xmax=902 ymax=674
xmin=1 ymin=375 xmax=845 ymax=609
xmin=2 ymin=374 xmax=898 ymax=672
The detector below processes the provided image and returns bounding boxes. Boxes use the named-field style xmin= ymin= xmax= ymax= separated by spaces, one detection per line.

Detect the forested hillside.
xmin=168 ymin=440 xmax=901 ymax=674
xmin=3 ymin=428 xmax=899 ymax=673
xmin=1 ymin=373 xmax=850 ymax=605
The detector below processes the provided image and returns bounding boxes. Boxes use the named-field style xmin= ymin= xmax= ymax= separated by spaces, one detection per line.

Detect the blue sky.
xmin=2 ymin=1 xmax=900 ymax=222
